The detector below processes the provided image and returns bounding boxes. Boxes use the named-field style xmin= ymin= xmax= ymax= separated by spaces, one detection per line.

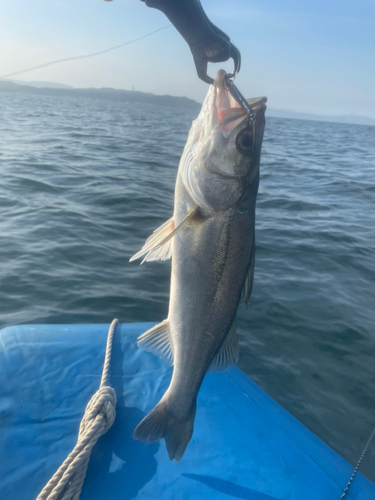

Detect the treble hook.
xmin=225 ymin=75 xmax=256 ymax=122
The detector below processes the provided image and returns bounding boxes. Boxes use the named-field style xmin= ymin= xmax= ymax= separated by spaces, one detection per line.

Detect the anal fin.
xmin=208 ymin=320 xmax=239 ymax=372
xmin=137 ymin=320 xmax=173 ymax=366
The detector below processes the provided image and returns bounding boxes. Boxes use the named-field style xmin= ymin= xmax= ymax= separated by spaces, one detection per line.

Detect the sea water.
xmin=0 ymin=91 xmax=374 ymax=480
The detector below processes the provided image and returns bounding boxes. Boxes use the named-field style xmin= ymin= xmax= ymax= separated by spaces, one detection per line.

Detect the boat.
xmin=0 ymin=322 xmax=374 ymax=499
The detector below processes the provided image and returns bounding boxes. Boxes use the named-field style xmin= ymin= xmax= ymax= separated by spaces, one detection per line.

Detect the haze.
xmin=1 ymin=0 xmax=374 ymax=119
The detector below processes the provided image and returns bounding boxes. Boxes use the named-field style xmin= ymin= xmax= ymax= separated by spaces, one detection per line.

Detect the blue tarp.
xmin=0 ymin=322 xmax=374 ymax=500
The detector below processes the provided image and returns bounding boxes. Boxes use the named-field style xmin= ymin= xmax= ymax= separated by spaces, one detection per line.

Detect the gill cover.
xmin=179 ymin=70 xmax=255 ymax=214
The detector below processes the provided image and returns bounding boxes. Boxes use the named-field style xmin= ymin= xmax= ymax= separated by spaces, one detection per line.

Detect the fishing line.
xmin=0 ymin=25 xmax=172 ymax=79
xmin=340 ymin=424 xmax=375 ymax=499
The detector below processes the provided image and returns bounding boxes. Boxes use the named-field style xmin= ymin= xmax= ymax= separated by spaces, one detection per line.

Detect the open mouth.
xmin=218 ymin=96 xmax=267 ymax=130
xmin=211 ymin=70 xmax=267 ymax=131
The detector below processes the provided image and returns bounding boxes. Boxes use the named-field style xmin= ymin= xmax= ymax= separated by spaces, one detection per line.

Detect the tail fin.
xmin=134 ymin=398 xmax=196 ymax=461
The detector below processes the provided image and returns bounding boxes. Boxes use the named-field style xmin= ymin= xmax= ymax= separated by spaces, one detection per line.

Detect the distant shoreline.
xmin=1 ymin=79 xmax=374 ymax=127
xmin=0 ymin=80 xmax=200 ymax=111
xmin=266 ymin=108 xmax=375 ymax=127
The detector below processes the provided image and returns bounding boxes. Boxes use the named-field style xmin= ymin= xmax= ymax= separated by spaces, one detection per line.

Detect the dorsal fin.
xmin=241 ymin=237 xmax=255 ymax=307
xmin=208 ymin=321 xmax=239 ymax=372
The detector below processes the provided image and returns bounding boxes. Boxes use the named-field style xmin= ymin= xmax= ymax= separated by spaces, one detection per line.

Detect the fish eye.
xmin=236 ymin=129 xmax=253 ymax=154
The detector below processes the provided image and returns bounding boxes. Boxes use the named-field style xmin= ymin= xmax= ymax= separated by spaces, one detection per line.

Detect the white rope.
xmin=36 ymin=319 xmax=119 ymax=500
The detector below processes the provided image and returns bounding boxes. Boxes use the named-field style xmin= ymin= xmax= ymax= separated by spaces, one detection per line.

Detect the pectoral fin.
xmin=130 ymin=209 xmax=203 ymax=264
xmin=130 ymin=217 xmax=175 ymax=264
xmin=208 ymin=321 xmax=239 ymax=372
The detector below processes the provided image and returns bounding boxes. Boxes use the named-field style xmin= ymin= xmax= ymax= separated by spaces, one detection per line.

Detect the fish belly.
xmin=134 ymin=181 xmax=255 ymax=461
xmin=168 ymin=187 xmax=254 ymax=410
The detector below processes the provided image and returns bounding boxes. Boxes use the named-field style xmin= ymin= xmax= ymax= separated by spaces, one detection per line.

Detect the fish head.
xmin=180 ymin=70 xmax=267 ymax=213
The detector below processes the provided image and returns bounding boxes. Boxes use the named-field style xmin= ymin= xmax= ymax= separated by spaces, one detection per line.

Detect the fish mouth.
xmin=218 ymin=96 xmax=267 ymax=130
xmin=246 ymin=96 xmax=268 ymax=113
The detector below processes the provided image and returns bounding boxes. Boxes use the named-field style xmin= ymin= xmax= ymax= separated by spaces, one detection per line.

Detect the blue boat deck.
xmin=0 ymin=322 xmax=374 ymax=500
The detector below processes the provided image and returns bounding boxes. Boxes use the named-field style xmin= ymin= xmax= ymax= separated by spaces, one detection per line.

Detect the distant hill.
xmin=1 ymin=79 xmax=374 ymax=126
xmin=11 ymin=80 xmax=74 ymax=89
xmin=266 ymin=108 xmax=375 ymax=127
xmin=0 ymin=80 xmax=200 ymax=110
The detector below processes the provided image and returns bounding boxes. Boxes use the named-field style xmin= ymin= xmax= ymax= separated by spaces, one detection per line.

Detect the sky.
xmin=0 ymin=0 xmax=375 ymax=118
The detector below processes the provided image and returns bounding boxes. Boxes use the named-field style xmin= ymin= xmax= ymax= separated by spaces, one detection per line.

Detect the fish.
xmin=130 ymin=70 xmax=267 ymax=461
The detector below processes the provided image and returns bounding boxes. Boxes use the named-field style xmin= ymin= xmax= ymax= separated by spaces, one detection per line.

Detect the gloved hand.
xmin=103 ymin=0 xmax=241 ymax=83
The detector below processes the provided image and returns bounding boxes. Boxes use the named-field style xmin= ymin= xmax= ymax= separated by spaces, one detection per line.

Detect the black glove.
xmin=141 ymin=0 xmax=240 ymax=83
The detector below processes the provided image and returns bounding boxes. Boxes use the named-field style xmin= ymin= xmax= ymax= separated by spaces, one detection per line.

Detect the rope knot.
xmin=36 ymin=319 xmax=119 ymax=500
xmin=79 ymin=386 xmax=117 ymax=436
